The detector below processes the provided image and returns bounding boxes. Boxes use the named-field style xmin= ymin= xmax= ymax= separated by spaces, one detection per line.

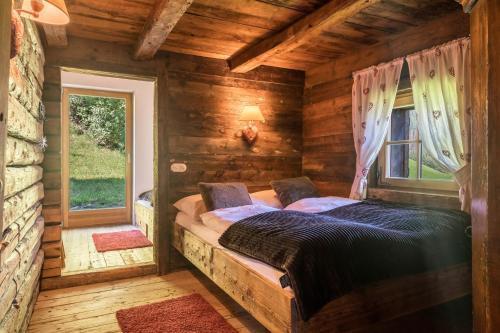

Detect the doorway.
xmin=58 ymin=71 xmax=156 ymax=279
xmin=62 ymin=88 xmax=133 ymax=228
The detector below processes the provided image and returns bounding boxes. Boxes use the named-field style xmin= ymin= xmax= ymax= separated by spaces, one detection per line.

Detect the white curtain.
xmin=350 ymin=58 xmax=404 ymax=200
xmin=407 ymin=38 xmax=471 ymax=211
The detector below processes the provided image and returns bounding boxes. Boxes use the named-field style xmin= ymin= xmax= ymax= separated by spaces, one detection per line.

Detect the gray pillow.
xmin=198 ymin=182 xmax=252 ymax=211
xmin=138 ymin=190 xmax=153 ymax=206
xmin=270 ymin=176 xmax=319 ymax=207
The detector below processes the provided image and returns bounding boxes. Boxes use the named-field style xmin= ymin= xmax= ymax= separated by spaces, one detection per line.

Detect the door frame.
xmin=61 ymin=87 xmax=133 ymax=228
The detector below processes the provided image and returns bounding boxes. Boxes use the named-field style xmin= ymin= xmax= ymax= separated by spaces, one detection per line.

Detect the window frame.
xmin=377 ymin=89 xmax=459 ymax=192
xmin=61 ymin=87 xmax=134 ymax=228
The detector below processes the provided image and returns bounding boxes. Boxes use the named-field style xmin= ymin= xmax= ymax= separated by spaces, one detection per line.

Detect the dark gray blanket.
xmin=218 ymin=200 xmax=471 ymax=321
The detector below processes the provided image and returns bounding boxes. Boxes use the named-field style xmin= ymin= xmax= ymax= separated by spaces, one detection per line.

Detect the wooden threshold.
xmin=41 ymin=263 xmax=157 ymax=291
xmin=65 ymin=210 xmax=131 ymax=229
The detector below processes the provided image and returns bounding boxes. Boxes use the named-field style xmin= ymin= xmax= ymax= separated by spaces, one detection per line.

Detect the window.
xmin=377 ymin=89 xmax=458 ymax=192
xmin=62 ymin=88 xmax=133 ymax=228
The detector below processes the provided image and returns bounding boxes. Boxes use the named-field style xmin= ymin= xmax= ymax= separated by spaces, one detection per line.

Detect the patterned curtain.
xmin=350 ymin=58 xmax=404 ymax=200
xmin=407 ymin=37 xmax=471 ymax=212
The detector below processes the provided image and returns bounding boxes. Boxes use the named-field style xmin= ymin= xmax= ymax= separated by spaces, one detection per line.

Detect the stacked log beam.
xmin=0 ymin=19 xmax=45 ymax=333
xmin=40 ymin=59 xmax=63 ymax=279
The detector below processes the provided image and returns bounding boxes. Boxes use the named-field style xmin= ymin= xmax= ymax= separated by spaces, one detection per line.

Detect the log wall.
xmin=0 ymin=19 xmax=45 ymax=332
xmin=40 ymin=59 xmax=63 ymax=280
xmin=302 ymin=11 xmax=470 ymax=200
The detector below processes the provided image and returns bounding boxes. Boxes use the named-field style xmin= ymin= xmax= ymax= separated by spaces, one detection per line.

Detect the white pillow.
xmin=284 ymin=196 xmax=359 ymax=213
xmin=200 ymin=204 xmax=278 ymax=234
xmin=250 ymin=190 xmax=283 ymax=209
xmin=173 ymin=194 xmax=207 ymax=220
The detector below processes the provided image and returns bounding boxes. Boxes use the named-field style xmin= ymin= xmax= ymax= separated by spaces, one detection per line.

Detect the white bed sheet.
xmin=284 ymin=196 xmax=359 ymax=213
xmin=135 ymin=199 xmax=152 ymax=208
xmin=175 ymin=212 xmax=293 ymax=295
xmin=199 ymin=204 xmax=278 ymax=234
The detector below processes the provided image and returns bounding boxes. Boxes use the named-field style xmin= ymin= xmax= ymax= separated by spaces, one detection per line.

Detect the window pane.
xmin=388 ymin=143 xmax=418 ymax=178
xmin=390 ymin=108 xmax=418 ymax=141
xmin=69 ymin=95 xmax=127 ymax=210
xmin=420 ymin=146 xmax=454 ymax=181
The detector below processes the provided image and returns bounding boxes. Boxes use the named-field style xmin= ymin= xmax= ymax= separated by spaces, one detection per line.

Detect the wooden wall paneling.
xmin=302 ymin=10 xmax=470 ymax=198
xmin=470 ymin=0 xmax=500 ymax=331
xmin=165 ymin=55 xmax=304 ymax=270
xmin=40 ymin=66 xmax=67 ymax=278
xmin=163 ymin=55 xmax=303 ymax=269
xmin=45 ymin=37 xmax=159 ymax=78
xmin=0 ymin=0 xmax=11 ymax=257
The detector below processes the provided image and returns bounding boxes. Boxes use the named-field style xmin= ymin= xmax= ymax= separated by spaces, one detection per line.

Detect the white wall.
xmin=61 ymin=71 xmax=154 ymax=221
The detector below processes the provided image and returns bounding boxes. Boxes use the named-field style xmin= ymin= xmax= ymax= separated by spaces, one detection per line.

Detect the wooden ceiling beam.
xmin=228 ymin=0 xmax=380 ymax=73
xmin=42 ymin=25 xmax=68 ymax=48
xmin=134 ymin=0 xmax=193 ymax=60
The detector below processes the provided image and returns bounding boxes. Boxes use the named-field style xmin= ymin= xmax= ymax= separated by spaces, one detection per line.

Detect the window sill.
xmin=367 ymin=187 xmax=460 ymax=210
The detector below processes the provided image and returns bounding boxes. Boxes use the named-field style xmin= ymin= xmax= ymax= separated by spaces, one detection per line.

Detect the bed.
xmin=134 ymin=199 xmax=154 ymax=243
xmin=172 ymin=196 xmax=471 ymax=333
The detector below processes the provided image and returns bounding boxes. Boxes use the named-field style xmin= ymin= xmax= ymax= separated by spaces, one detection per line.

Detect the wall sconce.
xmin=17 ymin=0 xmax=70 ymax=25
xmin=239 ymin=105 xmax=265 ymax=145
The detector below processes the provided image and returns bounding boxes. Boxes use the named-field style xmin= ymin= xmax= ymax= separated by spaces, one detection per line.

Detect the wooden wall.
xmin=40 ymin=61 xmax=63 ymax=279
xmin=40 ymin=37 xmax=304 ymax=278
xmin=470 ymin=0 xmax=500 ymax=331
xmin=164 ymin=52 xmax=303 ymax=201
xmin=302 ymin=11 xmax=470 ymax=198
xmin=0 ymin=19 xmax=45 ymax=332
xmin=164 ymin=53 xmax=304 ymax=268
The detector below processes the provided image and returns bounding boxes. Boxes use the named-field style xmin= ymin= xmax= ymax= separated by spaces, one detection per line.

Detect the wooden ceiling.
xmin=49 ymin=0 xmax=463 ymax=72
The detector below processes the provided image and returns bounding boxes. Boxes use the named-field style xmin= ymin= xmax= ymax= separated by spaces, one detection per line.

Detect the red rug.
xmin=116 ymin=293 xmax=238 ymax=333
xmin=92 ymin=230 xmax=152 ymax=252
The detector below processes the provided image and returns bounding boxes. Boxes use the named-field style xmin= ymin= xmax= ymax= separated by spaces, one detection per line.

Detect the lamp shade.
xmin=21 ymin=0 xmax=70 ymax=25
xmin=240 ymin=106 xmax=265 ymax=122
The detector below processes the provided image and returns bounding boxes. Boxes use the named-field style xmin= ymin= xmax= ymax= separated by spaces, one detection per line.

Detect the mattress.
xmin=135 ymin=199 xmax=152 ymax=209
xmin=175 ymin=212 xmax=293 ymax=295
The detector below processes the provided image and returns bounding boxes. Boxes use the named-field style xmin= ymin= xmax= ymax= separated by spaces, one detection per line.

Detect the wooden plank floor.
xmin=62 ymin=224 xmax=154 ymax=276
xmin=28 ymin=270 xmax=268 ymax=333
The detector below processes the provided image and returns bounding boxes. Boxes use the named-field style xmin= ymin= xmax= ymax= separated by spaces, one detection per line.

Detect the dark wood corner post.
xmin=155 ymin=60 xmax=171 ymax=275
xmin=470 ymin=0 xmax=500 ymax=332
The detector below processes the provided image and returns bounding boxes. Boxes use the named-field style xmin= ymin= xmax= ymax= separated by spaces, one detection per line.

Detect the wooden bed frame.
xmin=135 ymin=200 xmax=154 ymax=243
xmin=173 ymin=223 xmax=471 ymax=333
